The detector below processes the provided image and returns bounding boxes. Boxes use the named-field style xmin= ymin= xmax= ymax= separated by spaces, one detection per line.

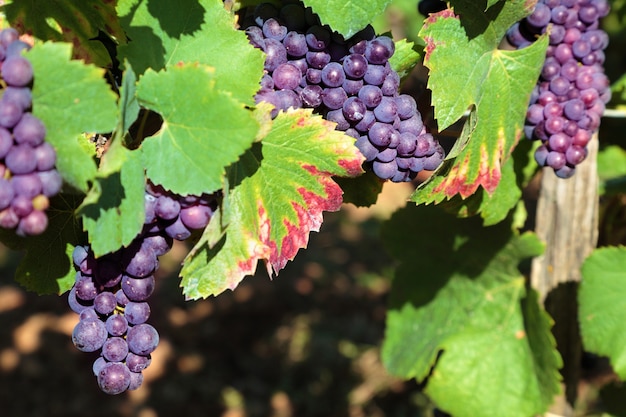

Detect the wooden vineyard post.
xmin=530 ymin=134 xmax=599 ymax=416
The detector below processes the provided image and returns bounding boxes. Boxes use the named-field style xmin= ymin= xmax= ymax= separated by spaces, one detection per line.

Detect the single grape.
xmin=72 ymin=318 xmax=108 ymax=352
xmin=97 ymin=362 xmax=131 ymax=395
xmin=127 ymin=323 xmax=159 ymax=356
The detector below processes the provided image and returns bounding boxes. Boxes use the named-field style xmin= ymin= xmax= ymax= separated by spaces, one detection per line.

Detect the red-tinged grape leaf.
xmin=180 ymin=109 xmax=365 ymax=299
xmin=414 ymin=0 xmax=546 ymax=201
xmin=3 ymin=0 xmax=127 ymax=67
xmin=136 ymin=63 xmax=259 ymax=196
xmin=78 ymin=140 xmax=145 ymax=257
xmin=580 ymin=247 xmax=626 ymax=379
xmin=117 ymin=0 xmax=265 ymax=106
xmin=438 ymin=137 xmax=538 ymax=226
xmin=381 ymin=205 xmax=560 ymax=417
xmin=26 ymin=42 xmax=119 ymax=193
xmin=302 ymin=0 xmax=391 ymax=39
xmin=0 ymin=194 xmax=85 ymax=295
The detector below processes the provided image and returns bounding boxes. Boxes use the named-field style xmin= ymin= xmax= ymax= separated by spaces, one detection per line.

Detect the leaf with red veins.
xmin=4 ymin=0 xmax=127 ymax=67
xmin=413 ymin=0 xmax=547 ymax=217
xmin=180 ymin=109 xmax=365 ymax=299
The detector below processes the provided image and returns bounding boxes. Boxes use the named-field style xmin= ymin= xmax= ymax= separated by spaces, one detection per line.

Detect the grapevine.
xmin=0 ymin=1 xmax=624 ymax=416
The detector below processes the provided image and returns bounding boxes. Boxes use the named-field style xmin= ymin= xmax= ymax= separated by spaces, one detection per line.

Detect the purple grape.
xmin=92 ymin=357 xmax=107 ymax=377
xmin=121 ymin=275 xmax=155 ymax=302
xmin=128 ymin=371 xmax=144 ymax=391
xmin=325 ymin=109 xmax=350 ymax=130
xmin=2 ymin=86 xmax=32 ymax=110
xmin=164 ymin=216 xmax=192 ymax=240
xmin=5 ymin=144 xmax=36 ymax=174
xmin=12 ymin=113 xmax=45 ymax=146
xmin=124 ymin=301 xmax=151 ymax=325
xmin=102 ymin=337 xmax=129 ymax=362
xmin=127 ymin=323 xmax=159 ymax=356
xmin=373 ymin=97 xmax=398 ymax=123
xmin=126 ymin=352 xmax=152 ymax=373
xmin=0 ymin=28 xmax=19 ymax=48
xmin=321 ymin=87 xmax=347 ymax=110
xmin=262 ymin=18 xmax=287 ymax=41
xmin=372 ymin=160 xmax=398 ymax=180
xmin=365 ymin=37 xmax=395 ymax=65
xmin=299 ymin=84 xmax=323 ymax=108
xmin=94 ymin=292 xmax=117 ymax=315
xmin=142 ymin=234 xmax=173 ymax=256
xmin=33 ymin=142 xmax=56 ymax=171
xmin=306 ymin=50 xmax=331 ymax=69
xmin=358 ymin=85 xmax=383 ymax=109
xmin=1 ymin=55 xmax=33 ymax=87
xmin=363 ymin=64 xmax=387 ymax=86
xmin=38 ymin=170 xmax=63 ymax=197
xmin=368 ymin=122 xmax=393 ymax=147
xmin=72 ymin=318 xmax=108 ymax=352
xmin=155 ymin=195 xmax=180 ymax=221
xmin=272 ymin=63 xmax=301 ymax=90
xmin=321 ymin=62 xmax=345 ymax=88
xmin=75 ymin=276 xmax=99 ymax=301
xmin=342 ymin=78 xmax=363 ymax=96
xmin=283 ymin=31 xmax=307 ymax=57
xmin=0 ymin=98 xmax=23 ymax=128
xmin=105 ymin=314 xmax=128 ymax=337
xmin=97 ymin=362 xmax=131 ymax=395
xmin=11 ymin=173 xmax=42 ymax=198
xmin=0 ymin=179 xmax=14 ymax=210
xmin=342 ymin=97 xmax=366 ymax=122
xmin=342 ymin=54 xmax=368 ymax=79
xmin=263 ymin=38 xmax=288 ymax=72
xmin=376 ymin=147 xmax=397 ymax=163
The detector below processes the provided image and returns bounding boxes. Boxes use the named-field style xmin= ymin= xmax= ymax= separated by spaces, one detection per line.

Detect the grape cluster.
xmin=243 ymin=1 xmax=445 ymax=182
xmin=0 ymin=28 xmax=62 ymax=235
xmin=68 ymin=184 xmax=217 ymax=394
xmin=507 ymin=0 xmax=611 ymax=178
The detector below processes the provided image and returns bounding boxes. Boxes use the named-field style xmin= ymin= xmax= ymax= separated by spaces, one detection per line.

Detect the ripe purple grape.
xmin=97 ymin=362 xmax=131 ymax=395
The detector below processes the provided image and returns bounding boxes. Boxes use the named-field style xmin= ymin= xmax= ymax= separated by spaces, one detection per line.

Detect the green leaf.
xmin=118 ymin=61 xmax=141 ymax=136
xmin=381 ymin=205 xmax=560 ymax=417
xmin=597 ymin=145 xmax=626 ymax=195
xmin=414 ymin=1 xmax=547 ymax=201
xmin=580 ymin=247 xmax=626 ymax=379
xmin=3 ymin=0 xmax=127 ymax=66
xmin=302 ymin=0 xmax=391 ymax=39
xmin=180 ymin=109 xmax=364 ymax=299
xmin=388 ymin=38 xmax=421 ymax=81
xmin=0 ymin=195 xmax=85 ymax=295
xmin=118 ymin=0 xmax=265 ymax=105
xmin=26 ymin=42 xmax=119 ymax=193
xmin=136 ymin=64 xmax=259 ymax=196
xmin=77 ymin=140 xmax=145 ymax=257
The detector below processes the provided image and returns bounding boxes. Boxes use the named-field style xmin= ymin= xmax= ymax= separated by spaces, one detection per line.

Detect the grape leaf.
xmin=579 ymin=247 xmax=626 ymax=379
xmin=381 ymin=205 xmax=561 ymax=417
xmin=118 ymin=61 xmax=141 ymax=136
xmin=78 ymin=139 xmax=145 ymax=257
xmin=439 ymin=137 xmax=538 ymax=225
xmin=136 ymin=63 xmax=259 ymax=196
xmin=180 ymin=109 xmax=364 ymax=299
xmin=302 ymin=0 xmax=391 ymax=39
xmin=26 ymin=42 xmax=119 ymax=193
xmin=597 ymin=145 xmax=626 ymax=195
xmin=413 ymin=1 xmax=547 ymax=202
xmin=118 ymin=0 xmax=265 ymax=105
xmin=0 ymin=194 xmax=85 ymax=295
xmin=3 ymin=0 xmax=127 ymax=67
